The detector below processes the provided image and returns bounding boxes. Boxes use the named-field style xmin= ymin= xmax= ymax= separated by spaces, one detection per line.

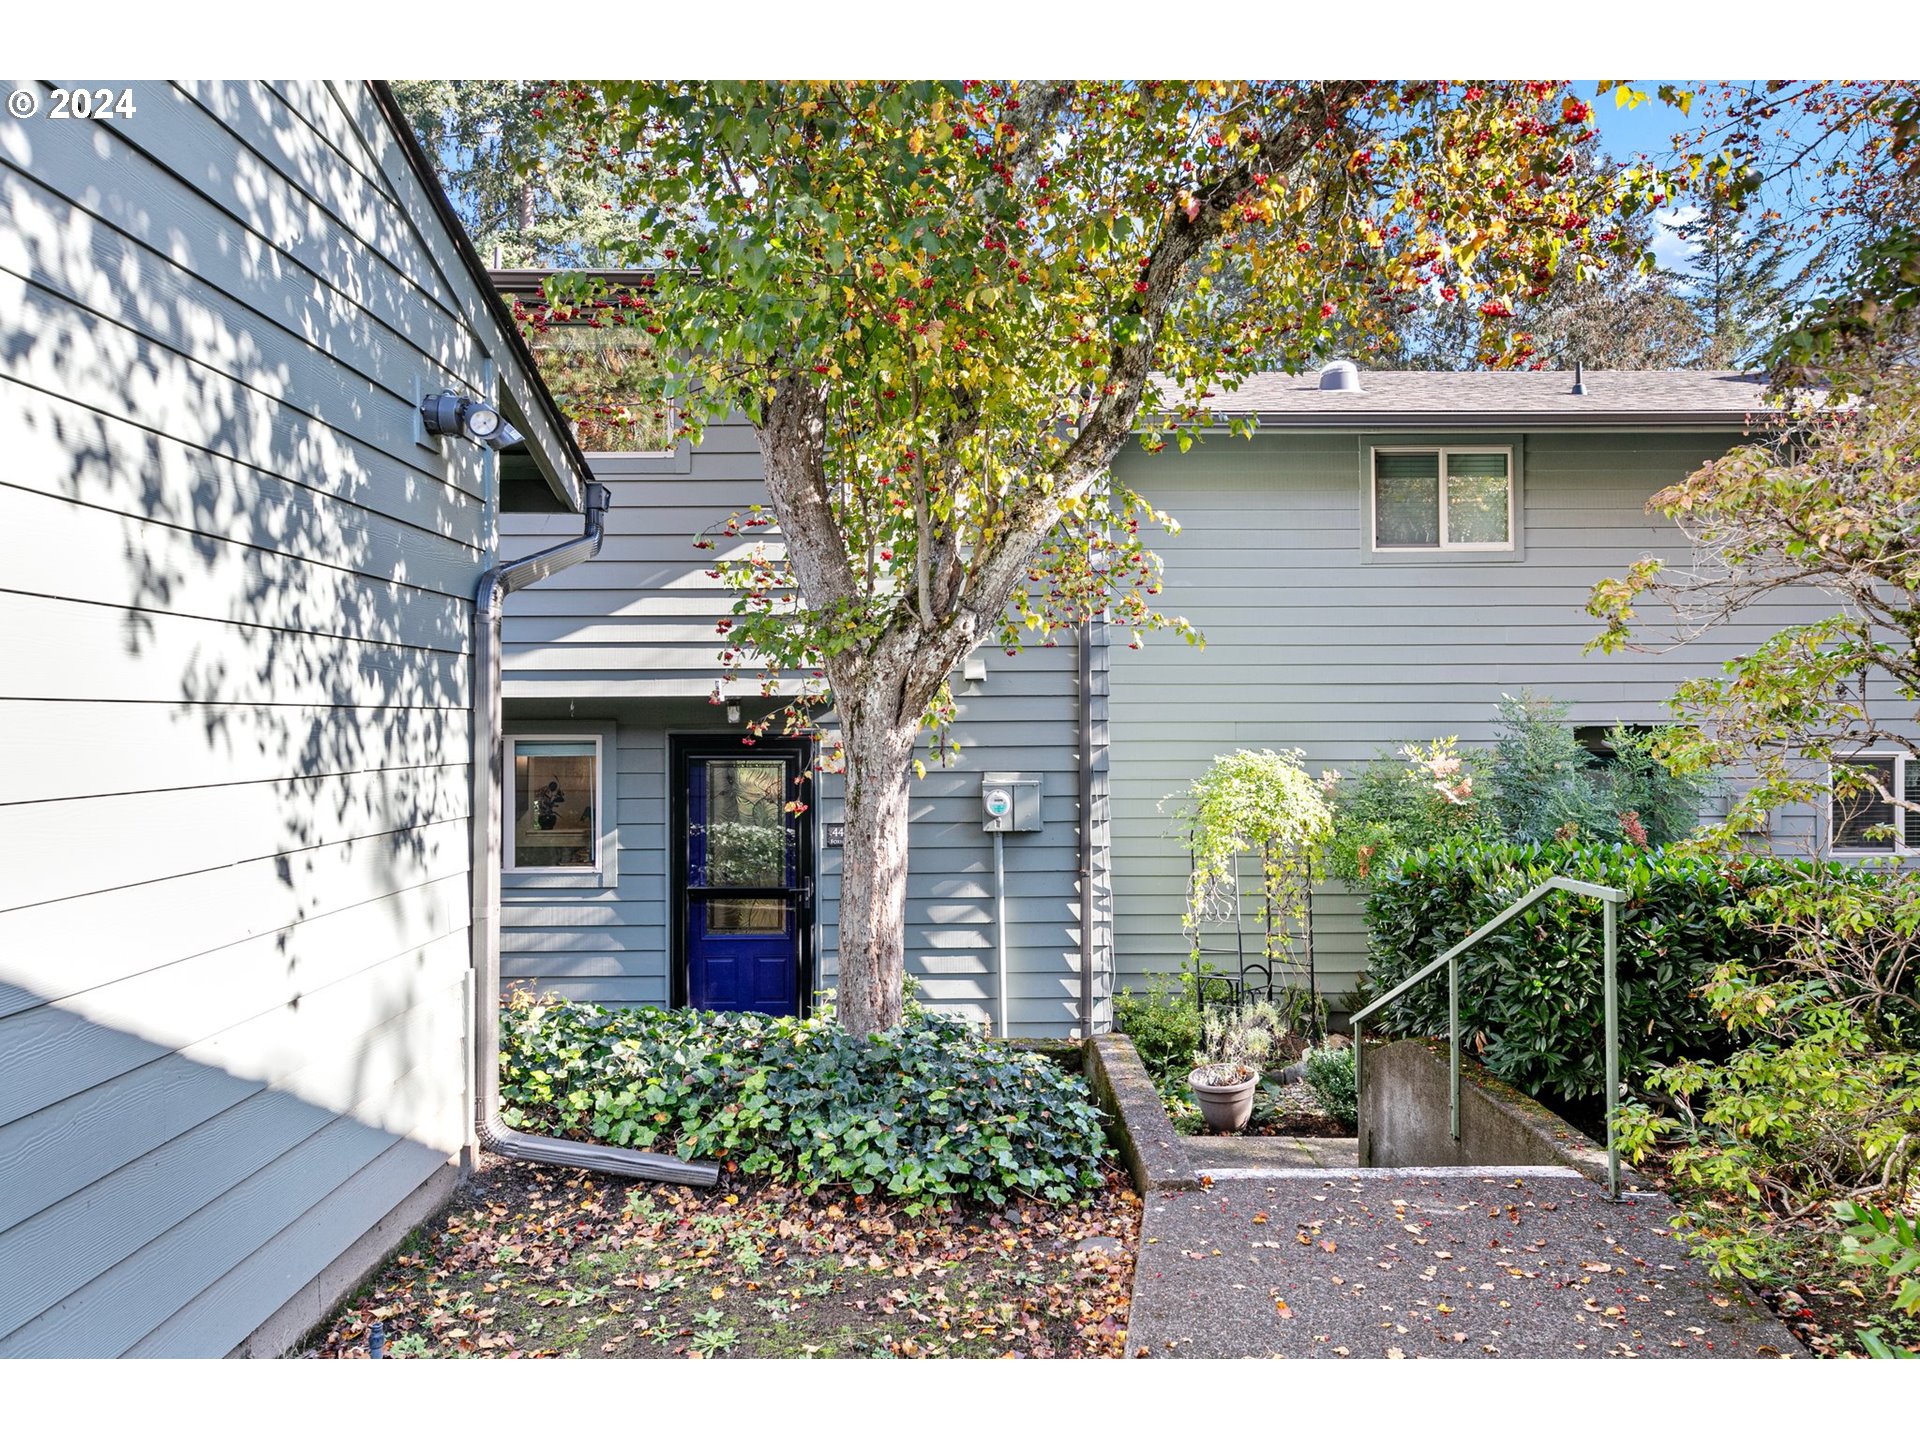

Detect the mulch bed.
xmin=308 ymin=1154 xmax=1140 ymax=1359
xmin=1167 ymin=1074 xmax=1357 ymax=1139
xmin=1239 ymin=1079 xmax=1356 ymax=1138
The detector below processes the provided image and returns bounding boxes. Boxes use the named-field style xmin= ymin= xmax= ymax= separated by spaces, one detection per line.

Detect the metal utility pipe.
xmin=1076 ymin=624 xmax=1095 ymax=1038
xmin=994 ymin=830 xmax=1008 ymax=1039
xmin=471 ymin=482 xmax=718 ymax=1187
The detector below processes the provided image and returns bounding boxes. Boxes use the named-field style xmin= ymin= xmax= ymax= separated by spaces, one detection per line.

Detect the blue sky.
xmin=1582 ymin=82 xmax=1844 ymax=282
xmin=1584 ymin=85 xmax=1707 ymax=272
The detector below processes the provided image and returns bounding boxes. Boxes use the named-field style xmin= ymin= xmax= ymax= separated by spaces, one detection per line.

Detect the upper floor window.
xmin=1830 ymin=753 xmax=1920 ymax=854
xmin=1372 ymin=447 xmax=1514 ymax=552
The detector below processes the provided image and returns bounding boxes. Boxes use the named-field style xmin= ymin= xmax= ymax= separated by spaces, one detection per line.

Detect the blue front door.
xmin=678 ymin=741 xmax=810 ymax=1015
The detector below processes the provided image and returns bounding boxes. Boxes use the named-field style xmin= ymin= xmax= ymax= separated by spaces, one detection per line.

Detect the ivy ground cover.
xmin=498 ymin=994 xmax=1111 ymax=1207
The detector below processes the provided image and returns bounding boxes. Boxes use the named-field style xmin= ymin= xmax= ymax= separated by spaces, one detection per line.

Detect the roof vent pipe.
xmin=1571 ymin=361 xmax=1588 ymax=397
xmin=1319 ymin=360 xmax=1363 ymax=393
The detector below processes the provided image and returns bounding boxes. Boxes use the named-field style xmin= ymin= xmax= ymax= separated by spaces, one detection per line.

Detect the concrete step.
xmin=1126 ymin=1170 xmax=1798 ymax=1359
xmin=1184 ymin=1133 xmax=1361 ymax=1175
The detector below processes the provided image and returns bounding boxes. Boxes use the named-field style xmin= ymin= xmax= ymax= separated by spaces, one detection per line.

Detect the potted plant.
xmin=1188 ymin=1000 xmax=1285 ymax=1133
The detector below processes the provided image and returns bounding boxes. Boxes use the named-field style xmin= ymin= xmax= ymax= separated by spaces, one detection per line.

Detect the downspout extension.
xmin=471 ymin=482 xmax=719 ymax=1187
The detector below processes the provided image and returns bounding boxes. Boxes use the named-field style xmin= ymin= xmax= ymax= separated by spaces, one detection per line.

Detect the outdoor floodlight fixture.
xmin=420 ymin=390 xmax=506 ymax=445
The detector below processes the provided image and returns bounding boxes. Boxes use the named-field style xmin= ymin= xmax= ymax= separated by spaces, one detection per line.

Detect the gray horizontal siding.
xmin=500 ymin=418 xmax=788 ymax=696
xmin=814 ymin=639 xmax=1088 ymax=1038
xmin=1104 ymin=428 xmax=1842 ymax=999
xmin=0 ymin=79 xmax=528 ymax=1355
xmin=501 ymin=435 xmax=1095 ymax=1035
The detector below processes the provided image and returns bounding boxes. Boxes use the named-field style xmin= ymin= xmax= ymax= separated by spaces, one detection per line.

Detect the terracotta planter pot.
xmin=1188 ymin=1067 xmax=1257 ymax=1133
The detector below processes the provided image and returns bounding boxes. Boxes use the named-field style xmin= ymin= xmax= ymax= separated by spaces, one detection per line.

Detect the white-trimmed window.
xmin=1372 ymin=447 xmax=1515 ymax=551
xmin=506 ymin=736 xmax=603 ymax=871
xmin=1829 ymin=752 xmax=1920 ymax=854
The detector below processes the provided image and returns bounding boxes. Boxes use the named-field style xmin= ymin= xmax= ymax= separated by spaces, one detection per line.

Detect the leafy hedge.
xmin=1362 ymin=840 xmax=1797 ymax=1107
xmin=499 ymin=994 xmax=1109 ymax=1207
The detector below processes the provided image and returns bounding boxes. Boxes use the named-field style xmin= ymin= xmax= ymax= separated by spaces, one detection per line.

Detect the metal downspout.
xmin=1077 ymin=624 xmax=1095 ymax=1038
xmin=471 ymin=481 xmax=719 ymax=1187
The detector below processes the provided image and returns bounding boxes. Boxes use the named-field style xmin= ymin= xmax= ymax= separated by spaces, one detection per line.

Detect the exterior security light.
xmin=420 ymin=391 xmax=505 ymax=444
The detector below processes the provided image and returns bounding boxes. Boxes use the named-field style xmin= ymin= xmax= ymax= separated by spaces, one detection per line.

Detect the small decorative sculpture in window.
xmin=533 ymin=778 xmax=566 ymax=831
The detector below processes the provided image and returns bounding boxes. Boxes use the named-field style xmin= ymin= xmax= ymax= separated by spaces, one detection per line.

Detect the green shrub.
xmin=499 ymin=994 xmax=1109 ymax=1208
xmin=1324 ymin=737 xmax=1497 ymax=884
xmin=1485 ymin=691 xmax=1607 ymax=843
xmin=1362 ymin=839 xmax=1794 ymax=1107
xmin=1592 ymin=724 xmax=1715 ymax=848
xmin=1629 ymin=866 xmax=1920 ymax=1282
xmin=1839 ymin=1201 xmax=1920 ymax=1324
xmin=1486 ymin=691 xmax=1712 ymax=848
xmin=1113 ymin=972 xmax=1203 ymax=1088
xmin=1301 ymin=1043 xmax=1357 ymax=1126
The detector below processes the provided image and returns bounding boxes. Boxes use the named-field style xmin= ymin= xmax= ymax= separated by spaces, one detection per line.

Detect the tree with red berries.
xmin=541 ymin=81 xmax=1678 ymax=1038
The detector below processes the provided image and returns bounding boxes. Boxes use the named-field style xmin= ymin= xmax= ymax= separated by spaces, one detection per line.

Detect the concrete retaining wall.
xmin=1084 ymin=1034 xmax=1196 ymax=1194
xmin=1359 ymin=1039 xmax=1625 ymax=1187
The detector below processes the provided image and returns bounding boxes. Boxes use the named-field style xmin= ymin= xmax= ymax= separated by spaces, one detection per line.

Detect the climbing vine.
xmin=1168 ymin=749 xmax=1333 ymax=966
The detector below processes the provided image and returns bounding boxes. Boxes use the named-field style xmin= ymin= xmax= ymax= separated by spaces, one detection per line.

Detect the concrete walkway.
xmin=1126 ymin=1170 xmax=1798 ymax=1358
xmin=1185 ymin=1134 xmax=1359 ymax=1174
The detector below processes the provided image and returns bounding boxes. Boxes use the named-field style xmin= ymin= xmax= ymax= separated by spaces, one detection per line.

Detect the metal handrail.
xmin=1350 ymin=875 xmax=1630 ymax=1200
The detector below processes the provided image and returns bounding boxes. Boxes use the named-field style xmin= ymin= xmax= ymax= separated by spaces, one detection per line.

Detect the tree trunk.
xmin=833 ymin=692 xmax=920 ymax=1039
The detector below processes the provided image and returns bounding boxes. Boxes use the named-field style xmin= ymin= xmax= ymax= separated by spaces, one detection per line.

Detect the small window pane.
xmin=513 ymin=742 xmax=597 ymax=868
xmin=707 ymin=898 xmax=791 ymax=934
xmin=1375 ymin=452 xmax=1440 ymax=547
xmin=1446 ymin=453 xmax=1510 ymax=545
xmin=1833 ymin=758 xmax=1897 ymax=850
xmin=1906 ymin=759 xmax=1919 ymax=849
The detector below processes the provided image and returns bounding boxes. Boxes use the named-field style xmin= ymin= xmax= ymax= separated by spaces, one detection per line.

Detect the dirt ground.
xmin=310 ymin=1154 xmax=1140 ymax=1359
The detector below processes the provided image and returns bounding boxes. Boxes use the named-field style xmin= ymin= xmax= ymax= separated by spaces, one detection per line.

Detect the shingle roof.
xmin=1170 ymin=369 xmax=1773 ymax=428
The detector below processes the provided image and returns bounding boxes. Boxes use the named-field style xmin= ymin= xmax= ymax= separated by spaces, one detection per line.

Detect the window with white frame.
xmin=506 ymin=737 xmax=602 ymax=870
xmin=1372 ymin=447 xmax=1514 ymax=551
xmin=1829 ymin=752 xmax=1920 ymax=854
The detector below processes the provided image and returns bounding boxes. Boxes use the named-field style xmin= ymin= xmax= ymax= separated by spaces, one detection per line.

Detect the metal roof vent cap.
xmin=1318 ymin=360 xmax=1363 ymax=392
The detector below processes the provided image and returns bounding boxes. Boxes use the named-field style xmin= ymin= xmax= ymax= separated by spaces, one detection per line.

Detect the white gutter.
xmin=470 ymin=481 xmax=719 ymax=1186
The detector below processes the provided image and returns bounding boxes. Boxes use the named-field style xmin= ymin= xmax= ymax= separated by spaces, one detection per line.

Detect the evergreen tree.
xmin=391 ymin=81 xmax=637 ymax=267
xmin=1666 ymin=188 xmax=1791 ymax=367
